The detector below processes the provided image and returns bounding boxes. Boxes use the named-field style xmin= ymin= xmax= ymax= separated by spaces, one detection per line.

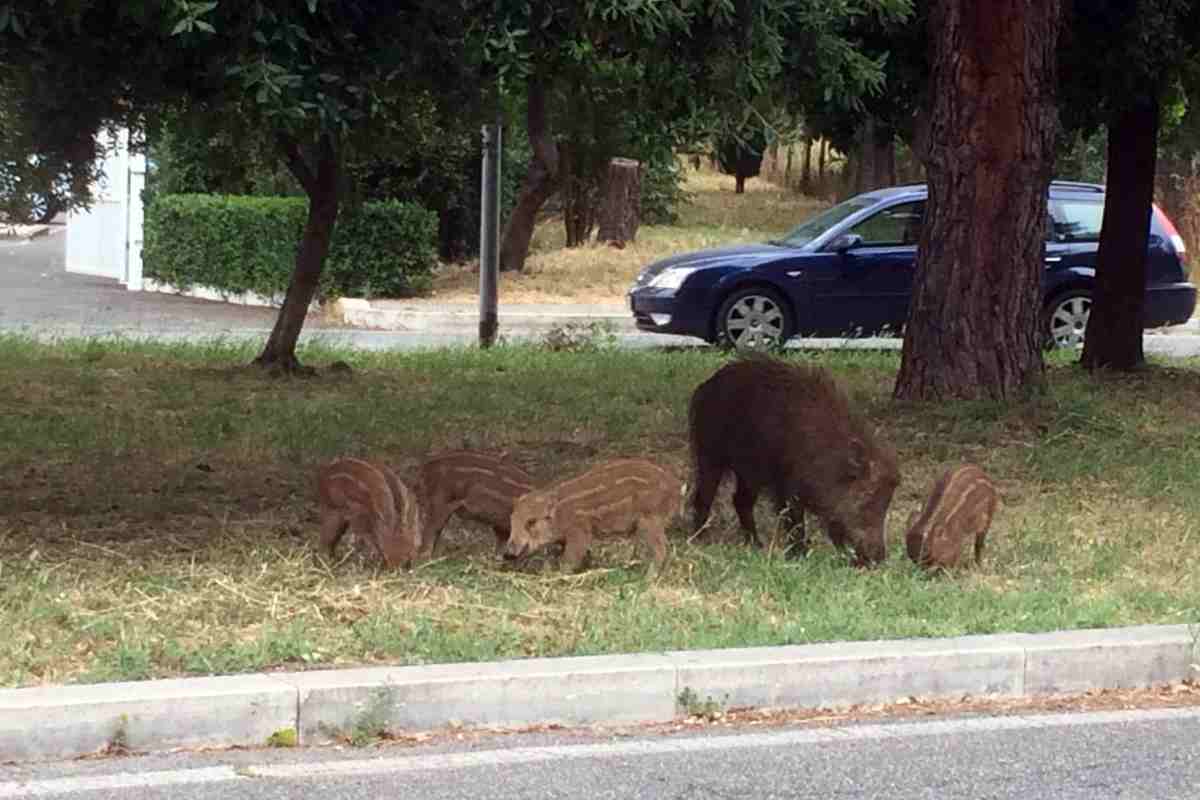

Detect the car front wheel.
xmin=716 ymin=287 xmax=793 ymax=350
xmin=1045 ymin=289 xmax=1092 ymax=349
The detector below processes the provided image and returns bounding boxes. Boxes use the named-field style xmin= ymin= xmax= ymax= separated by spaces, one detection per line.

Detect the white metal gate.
xmin=65 ymin=128 xmax=147 ymax=289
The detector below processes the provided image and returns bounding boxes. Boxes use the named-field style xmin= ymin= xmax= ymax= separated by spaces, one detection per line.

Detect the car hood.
xmin=633 ymin=243 xmax=788 ymax=286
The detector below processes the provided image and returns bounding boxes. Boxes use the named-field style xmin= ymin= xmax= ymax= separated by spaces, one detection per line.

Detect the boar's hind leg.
xmin=639 ymin=517 xmax=670 ymax=572
xmin=319 ymin=510 xmax=350 ymax=558
xmin=689 ymin=462 xmax=723 ymax=538
xmin=973 ymin=528 xmax=988 ymax=564
xmin=732 ymin=478 xmax=762 ymax=547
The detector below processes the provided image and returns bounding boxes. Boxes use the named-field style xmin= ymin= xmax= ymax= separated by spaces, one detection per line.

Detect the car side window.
xmin=845 ymin=201 xmax=925 ymax=247
xmin=1050 ymin=199 xmax=1104 ymax=242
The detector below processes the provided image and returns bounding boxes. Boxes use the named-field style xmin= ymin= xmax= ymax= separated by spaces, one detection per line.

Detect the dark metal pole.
xmin=479 ymin=123 xmax=501 ymax=347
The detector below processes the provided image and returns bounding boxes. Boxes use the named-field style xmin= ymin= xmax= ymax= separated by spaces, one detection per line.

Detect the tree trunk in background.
xmin=894 ymin=0 xmax=1060 ymax=401
xmin=801 ymin=136 xmax=813 ymax=191
xmin=873 ymin=124 xmax=896 ymax=187
xmin=854 ymin=118 xmax=876 ymax=194
xmin=560 ymin=141 xmax=595 ymax=247
xmin=1080 ymin=97 xmax=1159 ymax=370
xmin=818 ymin=139 xmax=828 ymax=185
xmin=255 ymin=133 xmax=340 ymax=373
xmin=597 ymin=157 xmax=642 ymax=246
xmin=499 ymin=74 xmax=559 ymax=271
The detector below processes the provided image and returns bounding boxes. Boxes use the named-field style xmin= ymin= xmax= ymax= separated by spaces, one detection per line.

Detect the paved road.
xmin=0 ymin=229 xmax=333 ymax=333
xmin=1 ymin=707 xmax=1197 ymax=798
xmin=4 ymin=229 xmax=1200 ymax=356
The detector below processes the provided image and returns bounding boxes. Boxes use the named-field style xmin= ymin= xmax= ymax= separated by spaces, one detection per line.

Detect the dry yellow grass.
xmin=428 ymin=166 xmax=829 ymax=303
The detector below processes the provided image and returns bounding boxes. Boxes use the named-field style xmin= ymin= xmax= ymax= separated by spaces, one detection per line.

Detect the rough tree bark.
xmin=499 ymin=73 xmax=559 ymax=272
xmin=254 ymin=133 xmax=340 ymax=373
xmin=1080 ymin=97 xmax=1160 ymax=371
xmin=894 ymin=0 xmax=1060 ymax=401
xmin=597 ymin=157 xmax=643 ymax=246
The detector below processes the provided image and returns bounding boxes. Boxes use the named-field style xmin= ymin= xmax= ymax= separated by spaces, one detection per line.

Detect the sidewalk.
xmin=330 ymin=298 xmax=637 ymax=334
xmin=0 ymin=624 xmax=1195 ymax=763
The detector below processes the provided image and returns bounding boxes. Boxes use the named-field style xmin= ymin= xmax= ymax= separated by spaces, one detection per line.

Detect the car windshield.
xmin=772 ymin=196 xmax=880 ymax=248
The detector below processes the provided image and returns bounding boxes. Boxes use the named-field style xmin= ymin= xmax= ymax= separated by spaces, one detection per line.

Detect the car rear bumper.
xmin=1145 ymin=282 xmax=1197 ymax=328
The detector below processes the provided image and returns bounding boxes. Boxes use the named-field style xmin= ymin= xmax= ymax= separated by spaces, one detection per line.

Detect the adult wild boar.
xmin=688 ymin=355 xmax=899 ymax=566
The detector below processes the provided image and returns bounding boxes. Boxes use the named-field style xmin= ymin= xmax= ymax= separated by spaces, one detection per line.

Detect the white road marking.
xmin=2 ymin=707 xmax=1198 ymax=796
xmin=0 ymin=766 xmax=242 ymax=798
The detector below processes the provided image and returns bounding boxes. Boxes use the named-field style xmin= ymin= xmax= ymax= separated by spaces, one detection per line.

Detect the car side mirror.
xmin=829 ymin=233 xmax=863 ymax=253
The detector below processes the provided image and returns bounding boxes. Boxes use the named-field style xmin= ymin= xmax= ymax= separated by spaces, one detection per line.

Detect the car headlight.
xmin=647 ymin=267 xmax=698 ymax=290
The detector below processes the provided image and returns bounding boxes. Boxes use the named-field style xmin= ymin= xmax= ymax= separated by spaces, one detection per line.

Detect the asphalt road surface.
xmin=0 ymin=228 xmax=313 ymax=333
xmin=5 ymin=229 xmax=1200 ymax=356
xmin=2 ymin=707 xmax=1197 ymax=799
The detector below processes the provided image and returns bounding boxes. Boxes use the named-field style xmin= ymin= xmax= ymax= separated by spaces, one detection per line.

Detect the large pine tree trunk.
xmin=894 ymin=0 xmax=1060 ymax=401
xmin=499 ymin=74 xmax=559 ymax=272
xmin=255 ymin=133 xmax=340 ymax=373
xmin=1080 ymin=97 xmax=1159 ymax=371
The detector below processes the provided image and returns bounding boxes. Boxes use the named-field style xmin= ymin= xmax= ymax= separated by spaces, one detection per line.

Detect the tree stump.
xmin=597 ymin=157 xmax=643 ymax=247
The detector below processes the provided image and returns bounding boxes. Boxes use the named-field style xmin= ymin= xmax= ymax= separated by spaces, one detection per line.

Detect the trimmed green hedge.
xmin=143 ymin=195 xmax=438 ymax=299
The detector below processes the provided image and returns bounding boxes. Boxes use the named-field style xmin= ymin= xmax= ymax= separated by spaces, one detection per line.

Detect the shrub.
xmin=143 ymin=195 xmax=438 ymax=300
xmin=640 ymin=153 xmax=688 ymax=225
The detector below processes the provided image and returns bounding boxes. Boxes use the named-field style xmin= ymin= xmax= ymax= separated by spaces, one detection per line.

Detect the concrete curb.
xmin=1 ymin=624 xmax=1195 ymax=763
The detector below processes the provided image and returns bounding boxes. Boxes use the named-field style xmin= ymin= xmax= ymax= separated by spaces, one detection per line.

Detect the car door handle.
xmin=786 ymin=271 xmax=803 ymax=278
xmin=1045 ymin=256 xmax=1062 ymax=262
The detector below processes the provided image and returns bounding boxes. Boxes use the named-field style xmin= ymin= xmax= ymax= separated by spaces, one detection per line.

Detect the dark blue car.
xmin=628 ymin=181 xmax=1197 ymax=349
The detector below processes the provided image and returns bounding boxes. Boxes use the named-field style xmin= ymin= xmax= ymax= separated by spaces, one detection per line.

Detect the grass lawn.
xmin=427 ymin=167 xmax=828 ymax=303
xmin=2 ymin=335 xmax=1199 ymax=688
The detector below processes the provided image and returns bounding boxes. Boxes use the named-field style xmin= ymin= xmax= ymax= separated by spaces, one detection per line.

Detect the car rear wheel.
xmin=716 ymin=287 xmax=793 ymax=350
xmin=1045 ymin=289 xmax=1092 ymax=349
